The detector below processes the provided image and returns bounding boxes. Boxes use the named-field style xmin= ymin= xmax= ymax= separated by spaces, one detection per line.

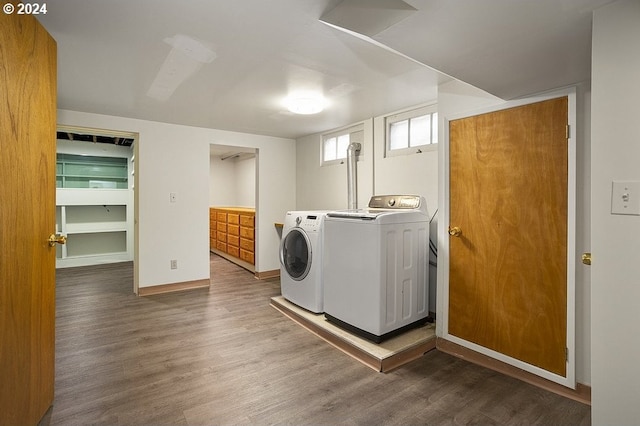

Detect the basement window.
xmin=386 ymin=105 xmax=438 ymax=157
xmin=322 ymin=124 xmax=364 ymax=166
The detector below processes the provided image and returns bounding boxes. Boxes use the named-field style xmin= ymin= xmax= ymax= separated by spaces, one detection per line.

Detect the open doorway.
xmin=209 ymin=144 xmax=258 ymax=274
xmin=55 ymin=125 xmax=138 ymax=292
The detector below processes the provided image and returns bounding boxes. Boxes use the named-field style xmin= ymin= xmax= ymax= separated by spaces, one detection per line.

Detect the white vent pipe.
xmin=346 ymin=142 xmax=361 ymax=210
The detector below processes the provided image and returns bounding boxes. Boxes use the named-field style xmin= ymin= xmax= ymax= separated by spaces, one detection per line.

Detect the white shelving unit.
xmin=56 ymin=139 xmax=134 ymax=268
xmin=56 ymin=204 xmax=128 ymax=261
xmin=57 ymin=153 xmax=128 ymax=189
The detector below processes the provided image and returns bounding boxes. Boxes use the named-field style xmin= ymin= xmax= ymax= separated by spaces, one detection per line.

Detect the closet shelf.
xmin=64 ymin=223 xmax=127 ymax=234
xmin=62 ymin=251 xmax=128 ymax=260
xmin=57 ymin=174 xmax=128 ymax=180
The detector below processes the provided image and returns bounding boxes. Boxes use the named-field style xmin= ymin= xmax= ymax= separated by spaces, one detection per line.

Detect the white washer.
xmin=323 ymin=195 xmax=430 ymax=342
xmin=279 ymin=211 xmax=328 ymax=313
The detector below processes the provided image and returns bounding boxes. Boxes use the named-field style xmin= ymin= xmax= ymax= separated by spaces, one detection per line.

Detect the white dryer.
xmin=279 ymin=211 xmax=328 ymax=313
xmin=323 ymin=195 xmax=430 ymax=342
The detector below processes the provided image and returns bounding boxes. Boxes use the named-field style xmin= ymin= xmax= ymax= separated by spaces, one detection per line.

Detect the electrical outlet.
xmin=170 ymin=192 xmax=177 ymax=203
xmin=170 ymin=259 xmax=178 ymax=269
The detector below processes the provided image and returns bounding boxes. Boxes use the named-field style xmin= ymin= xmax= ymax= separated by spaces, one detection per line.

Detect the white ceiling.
xmin=37 ymin=0 xmax=612 ymax=140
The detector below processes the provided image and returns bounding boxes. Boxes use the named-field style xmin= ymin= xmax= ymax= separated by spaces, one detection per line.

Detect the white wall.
xmin=296 ymin=119 xmax=373 ymax=211
xmin=235 ymin=156 xmax=256 ymax=207
xmin=436 ymin=78 xmax=592 ymax=386
xmin=209 ymin=155 xmax=237 ymax=206
xmin=209 ymin=154 xmax=256 ymax=208
xmin=575 ymin=84 xmax=592 ymax=390
xmin=591 ymin=0 xmax=640 ymax=423
xmin=254 ymin=144 xmax=296 ymax=271
xmin=295 ymin=105 xmax=442 ymax=212
xmin=372 ymin=109 xmax=438 ymax=214
xmin=58 ymin=109 xmax=296 ymax=287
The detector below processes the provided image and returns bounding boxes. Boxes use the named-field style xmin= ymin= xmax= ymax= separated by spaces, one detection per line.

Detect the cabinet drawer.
xmin=240 ymin=215 xmax=254 ymax=228
xmin=227 ymin=213 xmax=240 ymax=225
xmin=227 ymin=245 xmax=240 ymax=258
xmin=227 ymin=224 xmax=240 ymax=236
xmin=228 ymin=235 xmax=240 ymax=247
xmin=240 ymin=249 xmax=254 ymax=264
xmin=240 ymin=237 xmax=254 ymax=252
xmin=239 ymin=227 xmax=254 ymax=240
xmin=217 ymin=222 xmax=226 ymax=232
xmin=217 ymin=231 xmax=227 ymax=243
xmin=209 ymin=229 xmax=217 ymax=239
xmin=217 ymin=212 xmax=227 ymax=222
xmin=216 ymin=241 xmax=227 ymax=252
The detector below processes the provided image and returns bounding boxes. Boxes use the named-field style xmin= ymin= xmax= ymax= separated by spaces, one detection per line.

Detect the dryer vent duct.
xmin=347 ymin=142 xmax=361 ymax=210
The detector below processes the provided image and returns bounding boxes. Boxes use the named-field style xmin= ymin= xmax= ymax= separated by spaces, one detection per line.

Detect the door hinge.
xmin=566 ymin=125 xmax=570 ymax=139
xmin=566 ymin=347 xmax=569 ymax=361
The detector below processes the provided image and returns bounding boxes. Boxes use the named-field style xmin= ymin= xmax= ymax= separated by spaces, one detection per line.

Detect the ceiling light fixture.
xmin=285 ymin=96 xmax=326 ymax=115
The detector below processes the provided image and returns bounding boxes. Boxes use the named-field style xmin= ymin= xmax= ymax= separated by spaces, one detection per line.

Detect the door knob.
xmin=582 ymin=253 xmax=591 ymax=265
xmin=48 ymin=234 xmax=67 ymax=247
xmin=448 ymin=226 xmax=462 ymax=237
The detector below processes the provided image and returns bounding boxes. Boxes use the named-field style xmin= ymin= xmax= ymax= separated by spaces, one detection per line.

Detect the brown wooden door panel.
xmin=449 ymin=97 xmax=568 ymax=376
xmin=0 ymin=11 xmax=57 ymax=425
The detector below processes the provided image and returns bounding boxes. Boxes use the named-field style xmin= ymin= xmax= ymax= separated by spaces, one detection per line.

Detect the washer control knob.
xmin=388 ymin=198 xmax=396 ymax=207
xmin=295 ymin=216 xmax=302 ymax=226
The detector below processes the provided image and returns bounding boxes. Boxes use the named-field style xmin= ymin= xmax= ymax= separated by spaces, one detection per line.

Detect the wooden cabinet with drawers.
xmin=209 ymin=207 xmax=255 ymax=269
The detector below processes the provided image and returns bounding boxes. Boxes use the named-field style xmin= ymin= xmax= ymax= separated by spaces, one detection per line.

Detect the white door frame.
xmin=438 ymin=87 xmax=577 ymax=388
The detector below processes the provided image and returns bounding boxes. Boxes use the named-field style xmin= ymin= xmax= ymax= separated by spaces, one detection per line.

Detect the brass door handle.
xmin=582 ymin=253 xmax=591 ymax=265
xmin=448 ymin=226 xmax=462 ymax=237
xmin=48 ymin=234 xmax=67 ymax=247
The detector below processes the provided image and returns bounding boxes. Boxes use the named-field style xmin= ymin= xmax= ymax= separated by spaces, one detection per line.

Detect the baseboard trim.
xmin=436 ymin=338 xmax=591 ymax=405
xmin=255 ymin=269 xmax=280 ymax=280
xmin=138 ymin=279 xmax=210 ymax=296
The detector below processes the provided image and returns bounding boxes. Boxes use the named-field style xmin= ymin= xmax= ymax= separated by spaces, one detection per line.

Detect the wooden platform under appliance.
xmin=270 ymin=296 xmax=436 ymax=372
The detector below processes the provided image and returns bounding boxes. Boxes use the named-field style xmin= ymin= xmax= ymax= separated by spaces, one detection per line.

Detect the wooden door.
xmin=448 ymin=97 xmax=568 ymax=376
xmin=0 ymin=11 xmax=58 ymax=425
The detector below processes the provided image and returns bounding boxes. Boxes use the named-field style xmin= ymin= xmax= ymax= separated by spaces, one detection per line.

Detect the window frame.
xmin=321 ymin=123 xmax=364 ymax=166
xmin=385 ymin=104 xmax=438 ymax=158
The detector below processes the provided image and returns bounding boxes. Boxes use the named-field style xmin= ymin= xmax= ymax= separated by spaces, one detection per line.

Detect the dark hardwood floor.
xmin=43 ymin=254 xmax=590 ymax=425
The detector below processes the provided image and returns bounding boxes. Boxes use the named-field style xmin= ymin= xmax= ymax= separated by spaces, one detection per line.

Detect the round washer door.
xmin=280 ymin=228 xmax=312 ymax=281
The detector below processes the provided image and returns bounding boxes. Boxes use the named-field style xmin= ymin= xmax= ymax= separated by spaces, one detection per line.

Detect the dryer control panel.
xmin=284 ymin=211 xmax=326 ymax=233
xmin=296 ymin=214 xmax=323 ymax=231
xmin=368 ymin=195 xmax=422 ymax=210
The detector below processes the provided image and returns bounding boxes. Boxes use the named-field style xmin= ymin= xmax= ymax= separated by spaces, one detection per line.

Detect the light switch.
xmin=170 ymin=192 xmax=177 ymax=203
xmin=611 ymin=181 xmax=640 ymax=215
